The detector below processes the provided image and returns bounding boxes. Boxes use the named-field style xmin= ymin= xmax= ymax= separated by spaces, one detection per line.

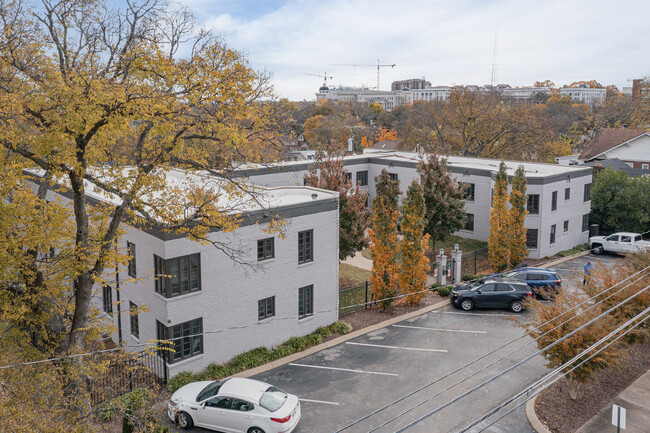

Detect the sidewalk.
xmin=574 ymin=369 xmax=650 ymax=433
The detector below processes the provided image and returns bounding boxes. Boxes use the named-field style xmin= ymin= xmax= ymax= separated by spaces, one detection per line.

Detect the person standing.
xmin=583 ymin=261 xmax=592 ymax=285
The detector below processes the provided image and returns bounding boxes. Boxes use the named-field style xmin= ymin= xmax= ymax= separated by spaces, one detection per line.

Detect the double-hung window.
xmin=582 ymin=214 xmax=590 ymax=232
xmin=460 ymin=182 xmax=475 ymax=201
xmin=127 ymin=241 xmax=137 ymax=278
xmin=154 ymin=253 xmax=201 ymax=298
xmin=356 ymin=171 xmax=368 ymax=186
xmin=583 ymin=183 xmax=591 ymax=202
xmin=526 ymin=194 xmax=540 ymax=215
xmin=389 ymin=172 xmax=398 ymax=182
xmin=565 ymin=187 xmax=571 ymax=201
xmin=258 ymin=296 xmax=275 ymax=320
xmin=298 ymin=230 xmax=313 ymax=264
xmin=526 ymin=229 xmax=538 ymax=249
xmin=298 ymin=285 xmax=313 ymax=319
xmin=157 ymin=318 xmax=203 ymax=363
xmin=463 ymin=214 xmax=474 ymax=232
xmin=563 ymin=220 xmax=569 ymax=233
xmin=257 ymin=238 xmax=274 ymax=261
xmin=102 ymin=285 xmax=113 ymax=314
xmin=129 ymin=301 xmax=139 ymax=339
xmin=550 ymin=224 xmax=556 ymax=244
xmin=551 ymin=191 xmax=558 ymax=212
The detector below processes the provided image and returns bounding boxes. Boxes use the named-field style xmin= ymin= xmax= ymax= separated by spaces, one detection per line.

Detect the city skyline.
xmin=180 ymin=0 xmax=650 ymax=100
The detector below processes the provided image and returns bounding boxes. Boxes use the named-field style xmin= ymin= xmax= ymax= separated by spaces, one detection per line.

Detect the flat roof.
xmin=25 ymin=167 xmax=338 ymax=219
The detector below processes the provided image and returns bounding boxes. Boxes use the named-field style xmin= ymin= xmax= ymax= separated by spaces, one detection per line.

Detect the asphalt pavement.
xmin=165 ymin=252 xmax=624 ymax=433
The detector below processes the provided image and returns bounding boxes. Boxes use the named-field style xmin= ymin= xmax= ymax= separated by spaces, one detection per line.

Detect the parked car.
xmin=450 ymin=278 xmax=532 ymax=313
xmin=589 ymin=232 xmax=650 ymax=255
xmin=499 ymin=267 xmax=562 ymax=299
xmin=168 ymin=377 xmax=301 ymax=433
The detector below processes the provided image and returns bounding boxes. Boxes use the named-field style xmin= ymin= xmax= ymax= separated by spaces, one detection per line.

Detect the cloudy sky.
xmin=180 ymin=0 xmax=649 ymax=101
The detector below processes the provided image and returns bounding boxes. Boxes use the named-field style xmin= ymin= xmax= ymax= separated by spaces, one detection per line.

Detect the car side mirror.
xmin=477 ymin=289 xmax=482 ymax=294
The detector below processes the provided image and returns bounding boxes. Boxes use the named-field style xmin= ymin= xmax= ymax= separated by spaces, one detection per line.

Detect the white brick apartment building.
xmin=236 ymin=150 xmax=594 ymax=260
xmin=29 ymin=169 xmax=340 ymax=376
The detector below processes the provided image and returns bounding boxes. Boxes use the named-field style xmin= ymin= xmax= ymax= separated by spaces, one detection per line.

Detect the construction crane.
xmin=305 ymin=72 xmax=333 ymax=87
xmin=329 ymin=60 xmax=396 ymax=90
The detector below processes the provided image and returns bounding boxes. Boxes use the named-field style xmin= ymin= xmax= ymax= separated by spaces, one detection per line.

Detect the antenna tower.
xmin=490 ymin=30 xmax=498 ymax=86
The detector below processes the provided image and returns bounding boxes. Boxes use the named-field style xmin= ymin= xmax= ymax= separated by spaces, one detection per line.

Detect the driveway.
xmin=165 ymin=252 xmax=623 ymax=433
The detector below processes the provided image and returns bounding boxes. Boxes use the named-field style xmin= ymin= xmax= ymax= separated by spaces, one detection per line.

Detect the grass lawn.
xmin=361 ymin=235 xmax=487 ymax=260
xmin=431 ymin=235 xmax=487 ymax=253
xmin=339 ymin=263 xmax=372 ymax=284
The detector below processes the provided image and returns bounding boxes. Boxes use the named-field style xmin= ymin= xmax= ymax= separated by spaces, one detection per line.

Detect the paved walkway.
xmin=575 ymin=369 xmax=650 ymax=433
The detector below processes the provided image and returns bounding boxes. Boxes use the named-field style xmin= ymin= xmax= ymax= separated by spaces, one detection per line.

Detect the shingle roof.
xmin=578 ymin=128 xmax=647 ymax=160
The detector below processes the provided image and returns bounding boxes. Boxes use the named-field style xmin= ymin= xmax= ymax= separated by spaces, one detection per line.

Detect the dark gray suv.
xmin=450 ymin=278 xmax=532 ymax=313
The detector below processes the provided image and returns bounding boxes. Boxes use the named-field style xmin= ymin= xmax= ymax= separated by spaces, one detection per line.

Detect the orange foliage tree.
xmin=369 ymin=170 xmax=401 ymax=309
xmin=488 ymin=162 xmax=510 ymax=271
xmin=399 ymin=180 xmax=430 ymax=305
xmin=508 ymin=166 xmax=528 ymax=267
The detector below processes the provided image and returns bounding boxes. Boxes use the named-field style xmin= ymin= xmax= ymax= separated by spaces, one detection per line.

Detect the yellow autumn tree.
xmin=369 ymin=170 xmax=401 ymax=309
xmin=488 ymin=162 xmax=510 ymax=271
xmin=399 ymin=180 xmax=430 ymax=305
xmin=0 ymin=0 xmax=282 ymax=429
xmin=508 ymin=166 xmax=529 ymax=267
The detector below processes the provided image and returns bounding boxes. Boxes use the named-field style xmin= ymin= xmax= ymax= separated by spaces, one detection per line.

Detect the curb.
xmin=537 ymin=250 xmax=591 ymax=269
xmin=525 ymin=393 xmax=552 ymax=433
xmin=235 ymin=299 xmax=451 ymax=378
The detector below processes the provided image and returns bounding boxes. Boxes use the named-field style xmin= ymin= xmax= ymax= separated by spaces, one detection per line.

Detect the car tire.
xmin=460 ymin=299 xmax=474 ymax=311
xmin=510 ymin=300 xmax=524 ymax=313
xmin=176 ymin=411 xmax=194 ymax=429
xmin=248 ymin=428 xmax=266 ymax=433
xmin=592 ymin=245 xmax=604 ymax=255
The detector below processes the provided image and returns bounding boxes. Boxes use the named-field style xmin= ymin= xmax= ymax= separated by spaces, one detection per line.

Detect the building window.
xmin=583 ymin=183 xmax=591 ymax=202
xmin=563 ymin=220 xmax=569 ymax=233
xmin=491 ymin=189 xmax=494 ymax=207
xmin=356 ymin=170 xmax=368 ymax=186
xmin=526 ymin=194 xmax=540 ymax=215
xmin=157 ymin=318 xmax=203 ymax=363
xmin=345 ymin=172 xmax=352 ymax=182
xmin=565 ymin=187 xmax=570 ymax=200
xmin=298 ymin=230 xmax=313 ymax=264
xmin=643 ymin=163 xmax=649 ymax=170
xmin=154 ymin=253 xmax=201 ymax=298
xmin=257 ymin=238 xmax=275 ymax=261
xmin=389 ymin=172 xmax=398 ymax=181
xmin=463 ymin=213 xmax=474 ymax=232
xmin=258 ymin=296 xmax=275 ymax=320
xmin=102 ymin=285 xmax=112 ymax=314
xmin=298 ymin=285 xmax=313 ymax=319
xmin=460 ymin=182 xmax=475 ymax=201
xmin=582 ymin=214 xmax=590 ymax=232
xmin=526 ymin=229 xmax=538 ymax=249
xmin=127 ymin=241 xmax=137 ymax=278
xmin=551 ymin=191 xmax=558 ymax=212
xmin=550 ymin=224 xmax=556 ymax=244
xmin=129 ymin=301 xmax=139 ymax=339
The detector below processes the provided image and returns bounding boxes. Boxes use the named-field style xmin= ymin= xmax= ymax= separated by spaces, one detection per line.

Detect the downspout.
xmin=115 ymin=240 xmax=122 ymax=344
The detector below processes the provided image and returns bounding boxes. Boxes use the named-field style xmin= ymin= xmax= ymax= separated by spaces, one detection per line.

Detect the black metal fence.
xmin=461 ymin=247 xmax=490 ymax=278
xmin=90 ymin=350 xmax=167 ymax=406
xmin=339 ymin=281 xmax=374 ymax=317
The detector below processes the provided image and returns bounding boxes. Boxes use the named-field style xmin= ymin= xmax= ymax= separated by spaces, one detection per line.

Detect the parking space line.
xmin=299 ymin=398 xmax=340 ymax=405
xmin=345 ymin=342 xmax=448 ymax=352
xmin=430 ymin=310 xmax=522 ymax=318
xmin=288 ymin=363 xmax=399 ymax=376
xmin=392 ymin=324 xmax=487 ymax=334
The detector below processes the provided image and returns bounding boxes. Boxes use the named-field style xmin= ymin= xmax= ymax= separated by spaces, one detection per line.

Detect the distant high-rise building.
xmin=391 ymin=77 xmax=431 ymax=91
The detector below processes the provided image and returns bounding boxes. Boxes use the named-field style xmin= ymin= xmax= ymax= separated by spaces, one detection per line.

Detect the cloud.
xmin=189 ymin=0 xmax=650 ymax=100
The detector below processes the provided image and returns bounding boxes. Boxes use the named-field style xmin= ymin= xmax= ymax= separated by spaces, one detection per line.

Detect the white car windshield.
xmin=259 ymin=386 xmax=287 ymax=412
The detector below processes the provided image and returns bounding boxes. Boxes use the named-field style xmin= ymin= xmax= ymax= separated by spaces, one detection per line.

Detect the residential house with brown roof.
xmin=578 ymin=128 xmax=650 ymax=169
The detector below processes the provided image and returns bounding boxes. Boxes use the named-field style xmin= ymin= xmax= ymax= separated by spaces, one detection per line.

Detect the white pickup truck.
xmin=589 ymin=232 xmax=650 ymax=254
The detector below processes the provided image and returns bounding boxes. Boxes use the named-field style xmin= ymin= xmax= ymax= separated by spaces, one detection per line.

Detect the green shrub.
xmin=557 ymin=243 xmax=589 ymax=257
xmin=462 ymin=273 xmax=486 ymax=281
xmin=436 ymin=286 xmax=452 ymax=297
xmin=167 ymin=321 xmax=353 ymax=392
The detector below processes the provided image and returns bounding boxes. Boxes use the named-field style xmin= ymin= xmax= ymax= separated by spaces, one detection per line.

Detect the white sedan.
xmin=168 ymin=377 xmax=301 ymax=433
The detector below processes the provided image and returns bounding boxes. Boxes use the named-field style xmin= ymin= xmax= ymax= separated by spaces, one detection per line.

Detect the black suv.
xmin=450 ymin=278 xmax=532 ymax=313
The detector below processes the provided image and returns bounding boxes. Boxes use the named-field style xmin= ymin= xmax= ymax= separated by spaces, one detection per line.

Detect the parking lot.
xmin=167 ymin=252 xmax=623 ymax=433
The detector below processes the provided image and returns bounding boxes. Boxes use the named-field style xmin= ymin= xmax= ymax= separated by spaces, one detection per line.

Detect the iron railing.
xmin=339 ymin=281 xmax=374 ymax=316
